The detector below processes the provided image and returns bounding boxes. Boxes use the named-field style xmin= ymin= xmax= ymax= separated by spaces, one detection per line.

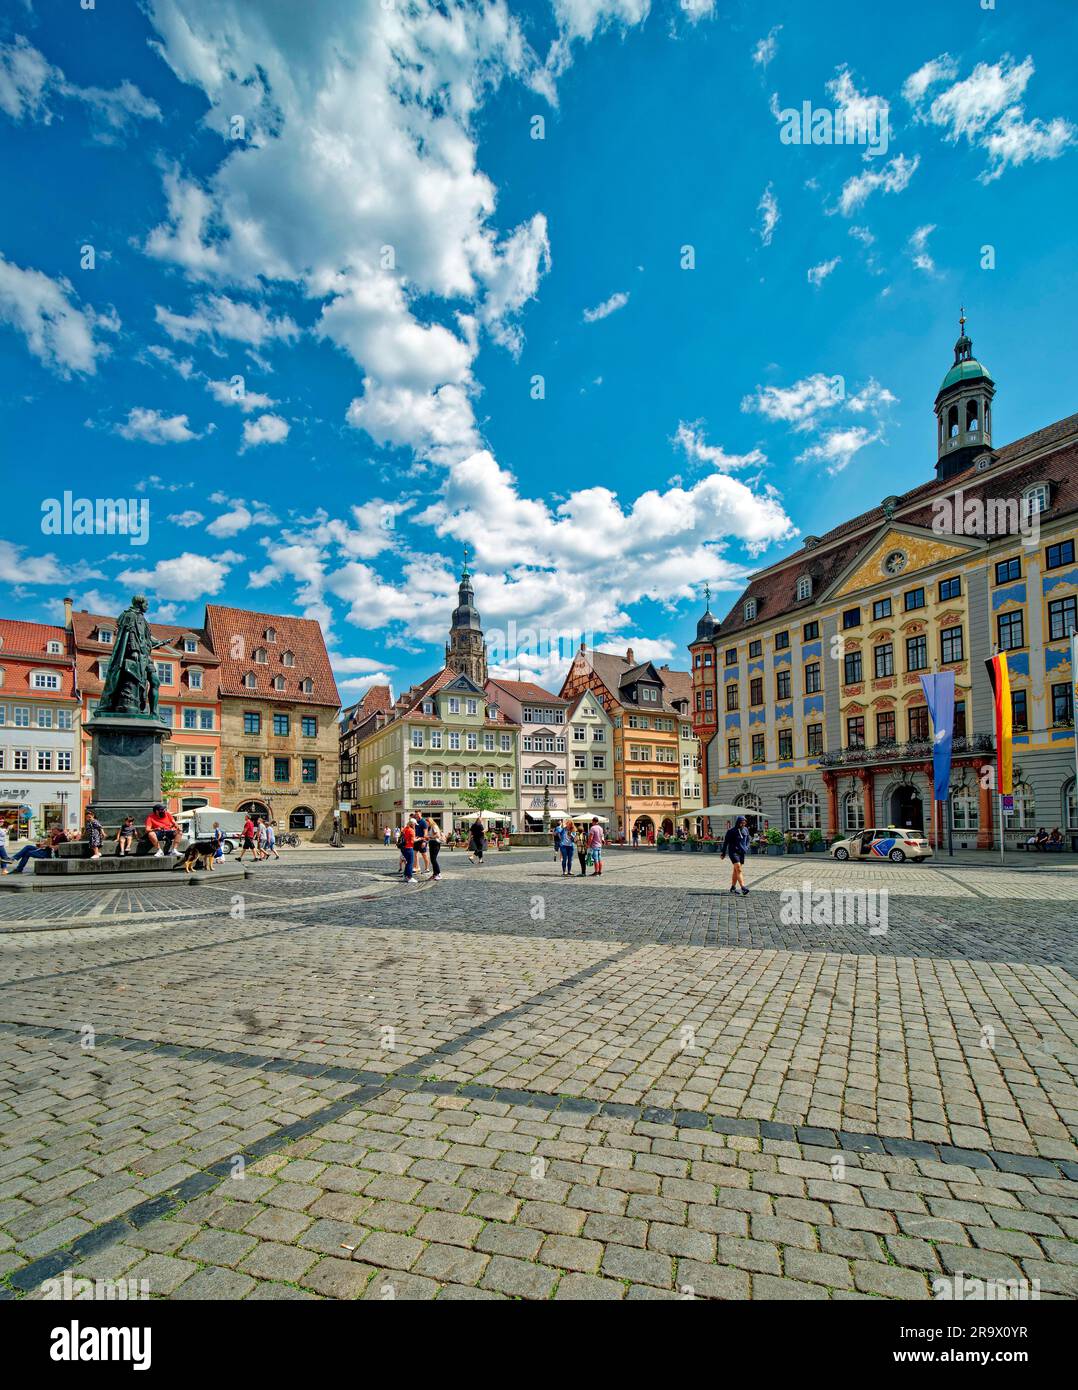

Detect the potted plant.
xmin=671 ymin=835 xmax=685 ymax=851
xmin=656 ymin=834 xmax=669 ymax=852
xmin=705 ymin=836 xmax=720 ymax=853
xmin=807 ymin=828 xmax=825 ymax=852
xmin=765 ymin=827 xmax=785 ymax=855
xmin=786 ymin=832 xmax=806 ymax=854
xmin=687 ymin=835 xmax=702 ymax=852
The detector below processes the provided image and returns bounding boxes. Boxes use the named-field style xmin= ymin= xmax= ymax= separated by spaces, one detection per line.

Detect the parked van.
xmin=177 ymin=808 xmax=248 ymax=855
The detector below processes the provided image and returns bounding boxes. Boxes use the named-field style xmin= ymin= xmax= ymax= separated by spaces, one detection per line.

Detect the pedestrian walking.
xmin=263 ymin=819 xmax=281 ymax=860
xmin=428 ymin=819 xmax=443 ymax=881
xmin=211 ymin=821 xmax=226 ymax=863
xmin=632 ymin=826 xmax=640 ymax=849
xmin=586 ymin=817 xmax=605 ymax=876
xmin=720 ymin=815 xmax=751 ymax=895
xmin=575 ymin=825 xmax=588 ymax=877
xmin=237 ymin=814 xmax=258 ymax=862
xmin=413 ymin=813 xmax=430 ymax=876
xmin=555 ymin=820 xmax=576 ymax=876
xmin=400 ymin=818 xmax=418 ymax=884
xmin=383 ymin=825 xmax=392 ymax=847
xmin=330 ymin=815 xmax=342 ymax=847
xmin=116 ymin=816 xmax=136 ymax=856
xmin=467 ymin=817 xmax=485 ymax=864
xmin=85 ymin=810 xmax=104 ymax=860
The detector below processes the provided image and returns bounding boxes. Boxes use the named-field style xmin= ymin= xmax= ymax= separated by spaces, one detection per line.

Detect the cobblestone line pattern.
xmin=0 ymin=1019 xmax=1073 ymax=1184
xmin=19 ymin=1086 xmax=1078 ymax=1302
xmin=2 ymin=946 xmax=638 ymax=1291
xmin=283 ymin=878 xmax=1078 ymax=971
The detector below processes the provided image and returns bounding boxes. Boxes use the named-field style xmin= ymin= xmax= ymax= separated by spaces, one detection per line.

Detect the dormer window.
xmin=796 ymin=576 xmax=812 ymax=601
xmin=422 ymin=701 xmax=433 ymax=715
xmin=744 ymin=599 xmax=757 ymax=622
xmin=183 ymin=638 xmax=197 ymax=653
xmin=47 ymin=640 xmax=62 ymax=654
xmin=282 ymin=650 xmax=295 ymax=667
xmin=254 ymin=647 xmax=268 ymax=664
xmin=300 ymin=678 xmax=313 ymax=694
xmin=272 ymin=675 xmax=286 ymax=691
xmin=244 ymin=672 xmax=257 ymax=689
xmin=1023 ymin=483 xmax=1049 ymax=519
xmin=98 ymin=628 xmax=113 ymax=644
xmin=264 ymin=628 xmax=277 ymax=643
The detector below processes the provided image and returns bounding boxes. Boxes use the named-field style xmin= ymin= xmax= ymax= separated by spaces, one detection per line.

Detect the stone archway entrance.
xmin=660 ymin=817 xmax=674 ymax=836
xmin=890 ymin=785 xmax=924 ymax=832
xmin=633 ymin=815 xmax=655 ymax=840
xmin=237 ymin=799 xmax=270 ymax=819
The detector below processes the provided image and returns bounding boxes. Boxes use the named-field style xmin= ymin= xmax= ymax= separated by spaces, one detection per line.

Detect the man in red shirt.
xmin=145 ymin=805 xmax=180 ymax=857
xmin=237 ymin=815 xmax=257 ymax=862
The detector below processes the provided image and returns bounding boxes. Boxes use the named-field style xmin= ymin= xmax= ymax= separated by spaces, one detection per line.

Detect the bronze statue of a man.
xmin=96 ymin=595 xmax=172 ymax=718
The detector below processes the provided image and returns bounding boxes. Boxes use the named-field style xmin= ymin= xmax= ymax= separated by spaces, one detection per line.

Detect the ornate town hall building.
xmin=690 ymin=321 xmax=1078 ymax=849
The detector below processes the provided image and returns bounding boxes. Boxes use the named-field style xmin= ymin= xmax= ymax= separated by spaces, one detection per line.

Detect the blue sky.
xmin=1 ymin=0 xmax=1076 ymax=702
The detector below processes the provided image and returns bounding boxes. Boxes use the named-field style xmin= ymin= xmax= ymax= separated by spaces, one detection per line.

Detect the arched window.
xmin=272 ymin=675 xmax=285 ymax=690
xmin=282 ymin=650 xmax=295 ymax=667
xmin=243 ymin=672 xmax=257 ymax=689
xmin=254 ymin=647 xmax=268 ymax=663
xmin=1064 ymin=779 xmax=1077 ymax=832
xmin=948 ymin=405 xmax=959 ymax=438
xmin=1002 ymin=781 xmax=1035 ymax=832
xmin=797 ymin=575 xmax=812 ymax=601
xmin=787 ymin=789 xmax=820 ymax=830
xmin=264 ymin=627 xmax=277 ymax=643
xmin=965 ymin=399 xmax=979 ymax=433
xmin=300 ymin=678 xmax=313 ymax=694
xmin=950 ymin=786 xmax=979 ymax=831
xmin=1023 ymin=483 xmax=1049 ymax=519
xmin=843 ymin=792 xmax=864 ymax=832
xmin=289 ymin=805 xmax=315 ymax=830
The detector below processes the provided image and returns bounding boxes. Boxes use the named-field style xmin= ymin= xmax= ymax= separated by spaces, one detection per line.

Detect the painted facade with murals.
xmin=690 ymin=324 xmax=1078 ymax=848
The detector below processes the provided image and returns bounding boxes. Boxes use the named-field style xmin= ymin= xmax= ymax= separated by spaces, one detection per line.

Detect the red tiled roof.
xmin=717 ymin=414 xmax=1078 ymax=638
xmin=579 ymin=648 xmax=690 ymax=716
xmin=0 ymin=620 xmax=75 ymax=697
xmin=486 ymin=678 xmax=569 ymax=706
xmin=204 ymin=605 xmax=340 ymax=707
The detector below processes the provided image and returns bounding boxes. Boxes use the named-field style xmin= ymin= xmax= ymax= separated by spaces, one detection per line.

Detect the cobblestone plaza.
xmin=1 ymin=846 xmax=1075 ymax=1302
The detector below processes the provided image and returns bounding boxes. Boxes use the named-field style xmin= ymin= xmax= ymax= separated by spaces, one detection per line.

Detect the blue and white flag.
xmin=920 ymin=670 xmax=956 ymax=803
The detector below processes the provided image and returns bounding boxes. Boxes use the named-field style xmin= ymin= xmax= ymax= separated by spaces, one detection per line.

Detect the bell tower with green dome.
xmin=934 ymin=309 xmax=995 ymax=480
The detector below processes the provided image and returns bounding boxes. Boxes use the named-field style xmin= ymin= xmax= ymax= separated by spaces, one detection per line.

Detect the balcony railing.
xmin=818 ymin=734 xmax=995 ymax=769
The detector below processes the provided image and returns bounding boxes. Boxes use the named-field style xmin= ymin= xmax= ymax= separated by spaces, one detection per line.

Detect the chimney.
xmin=625 ymin=646 xmax=634 ymax=664
xmin=63 ymin=596 xmax=73 ymax=628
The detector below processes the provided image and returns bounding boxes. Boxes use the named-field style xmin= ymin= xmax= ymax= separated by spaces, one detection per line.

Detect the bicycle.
xmin=278 ymin=832 xmax=301 ymax=848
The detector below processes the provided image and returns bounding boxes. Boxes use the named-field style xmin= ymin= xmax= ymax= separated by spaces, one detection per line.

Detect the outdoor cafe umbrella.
xmin=677 ymin=804 xmax=746 ymax=820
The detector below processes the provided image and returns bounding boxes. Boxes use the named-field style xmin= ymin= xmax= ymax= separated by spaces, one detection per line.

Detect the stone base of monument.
xmin=0 ymin=842 xmax=251 ymax=892
xmin=84 ymin=710 xmax=174 ymax=834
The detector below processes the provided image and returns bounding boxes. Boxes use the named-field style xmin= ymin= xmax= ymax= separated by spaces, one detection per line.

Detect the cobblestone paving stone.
xmin=0 ymin=849 xmax=1075 ymax=1299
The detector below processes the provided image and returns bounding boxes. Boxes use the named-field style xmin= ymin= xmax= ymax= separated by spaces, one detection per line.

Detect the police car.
xmin=829 ymin=827 xmax=933 ymax=863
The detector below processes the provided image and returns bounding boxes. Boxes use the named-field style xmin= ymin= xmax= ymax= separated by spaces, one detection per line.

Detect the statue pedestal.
xmin=85 ymin=712 xmax=172 ymax=832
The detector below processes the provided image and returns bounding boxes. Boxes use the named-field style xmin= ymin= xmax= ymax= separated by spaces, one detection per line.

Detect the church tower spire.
xmin=445 ymin=546 xmax=488 ymax=684
xmin=934 ymin=309 xmax=995 ymax=480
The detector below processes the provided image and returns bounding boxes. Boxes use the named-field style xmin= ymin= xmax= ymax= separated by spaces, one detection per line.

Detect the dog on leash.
xmin=179 ymin=840 xmax=218 ymax=873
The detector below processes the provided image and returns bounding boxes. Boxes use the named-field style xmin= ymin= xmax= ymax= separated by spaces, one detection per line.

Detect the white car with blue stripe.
xmin=830 ymin=827 xmax=933 ymax=863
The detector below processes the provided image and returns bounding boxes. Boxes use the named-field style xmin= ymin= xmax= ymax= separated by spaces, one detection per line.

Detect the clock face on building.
xmin=883 ymin=549 xmax=907 ymax=576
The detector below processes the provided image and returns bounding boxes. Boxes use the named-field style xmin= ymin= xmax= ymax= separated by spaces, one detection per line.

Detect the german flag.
xmin=985 ymin=653 xmax=1013 ymax=797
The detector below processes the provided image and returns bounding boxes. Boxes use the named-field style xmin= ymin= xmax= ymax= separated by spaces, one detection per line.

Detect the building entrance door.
xmin=890 ymin=786 xmax=924 ymax=832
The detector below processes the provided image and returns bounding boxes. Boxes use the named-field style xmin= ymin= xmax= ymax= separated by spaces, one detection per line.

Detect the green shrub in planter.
xmin=807 ymin=829 xmax=825 ymax=852
xmin=706 ymin=840 xmax=720 ymax=853
xmin=765 ymin=828 xmax=785 ymax=856
xmin=672 ymin=839 xmax=685 ymax=851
